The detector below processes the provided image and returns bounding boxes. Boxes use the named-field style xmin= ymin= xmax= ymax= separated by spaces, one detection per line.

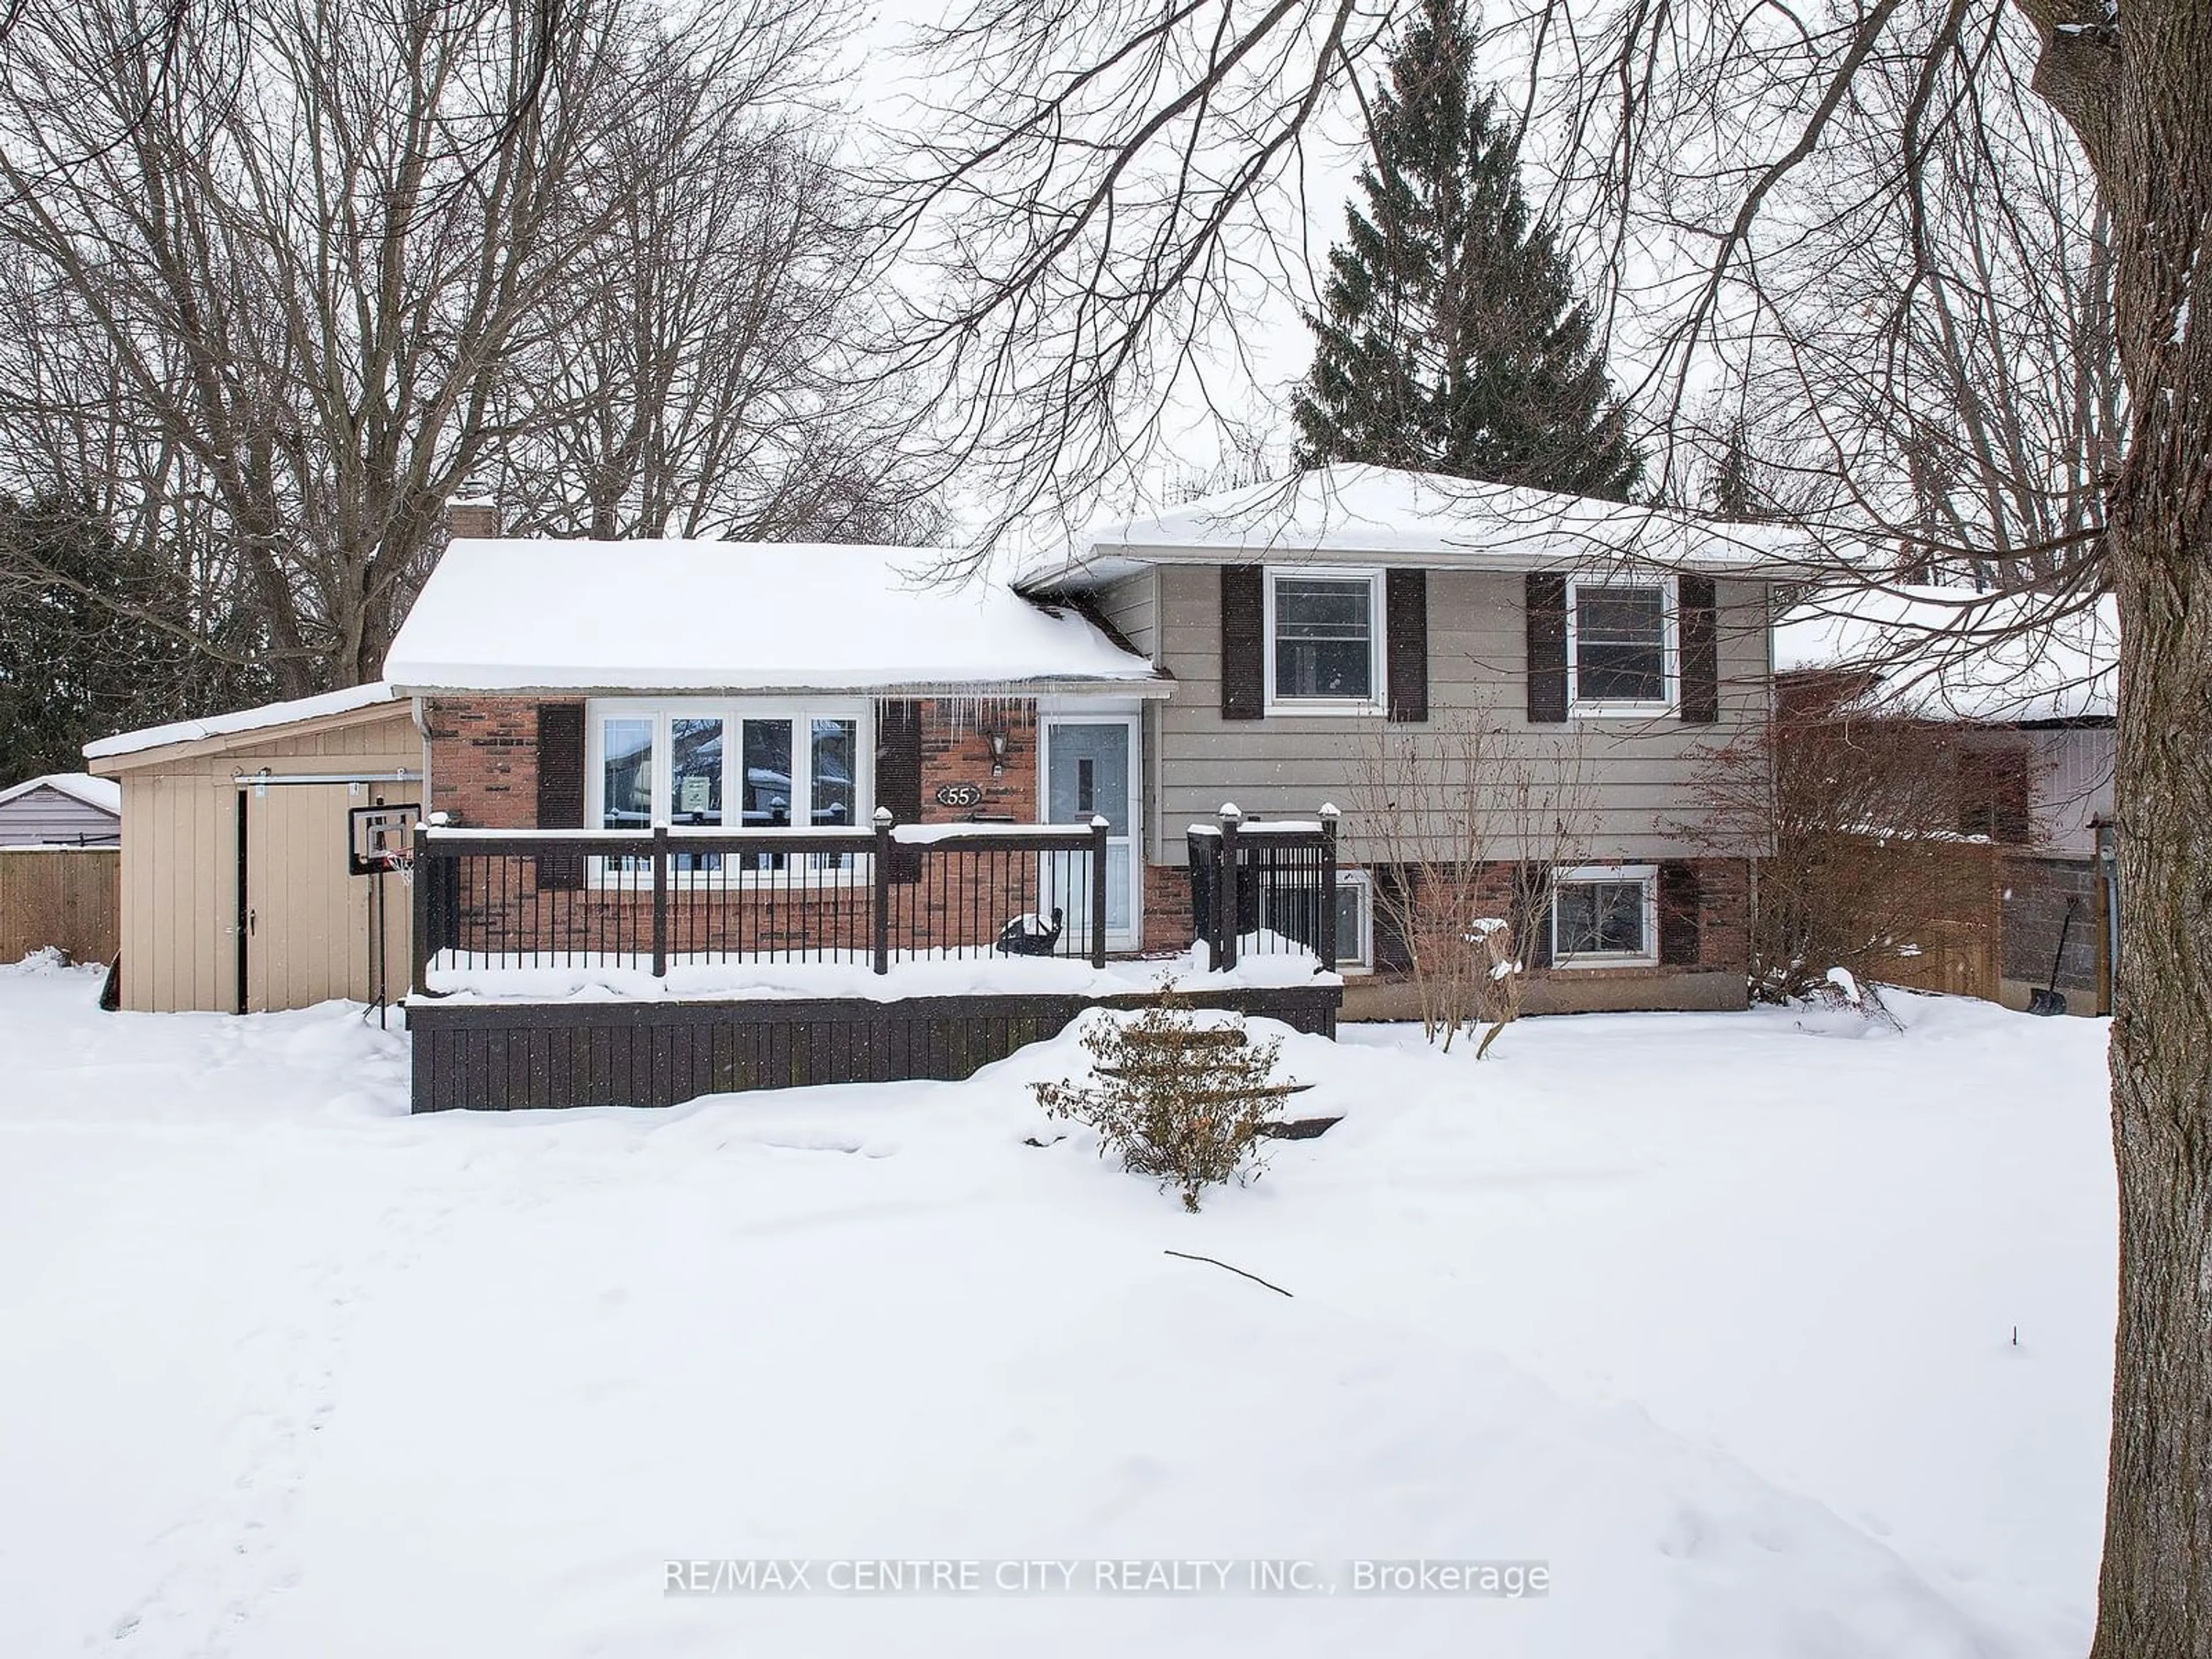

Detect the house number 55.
xmin=934 ymin=782 xmax=984 ymax=808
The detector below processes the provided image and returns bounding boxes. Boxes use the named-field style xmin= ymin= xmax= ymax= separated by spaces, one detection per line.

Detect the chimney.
xmin=447 ymin=495 xmax=499 ymax=540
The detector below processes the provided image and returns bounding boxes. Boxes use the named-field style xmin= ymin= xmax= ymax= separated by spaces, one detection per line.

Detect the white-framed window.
xmin=1255 ymin=866 xmax=1372 ymax=972
xmin=586 ymin=699 xmax=869 ymax=881
xmin=1567 ymin=575 xmax=1676 ymax=716
xmin=1332 ymin=869 xmax=1373 ymax=971
xmin=1265 ymin=566 xmax=1386 ymax=713
xmin=1550 ymin=863 xmax=1659 ymax=968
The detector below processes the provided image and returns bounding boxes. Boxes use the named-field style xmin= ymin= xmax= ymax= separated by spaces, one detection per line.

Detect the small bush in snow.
xmin=1804 ymin=965 xmax=1903 ymax=1031
xmin=1032 ymin=984 xmax=1291 ymax=1213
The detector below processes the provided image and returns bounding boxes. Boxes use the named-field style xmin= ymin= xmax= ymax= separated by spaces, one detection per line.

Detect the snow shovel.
xmin=2027 ymin=896 xmax=2078 ymax=1017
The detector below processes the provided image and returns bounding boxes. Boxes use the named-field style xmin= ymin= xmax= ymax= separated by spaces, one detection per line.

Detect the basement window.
xmin=1256 ymin=867 xmax=1372 ymax=971
xmin=1551 ymin=865 xmax=1658 ymax=967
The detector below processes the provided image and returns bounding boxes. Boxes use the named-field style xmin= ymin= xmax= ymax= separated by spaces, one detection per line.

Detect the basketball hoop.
xmin=347 ymin=801 xmax=422 ymax=1031
xmin=349 ymin=803 xmax=422 ymax=876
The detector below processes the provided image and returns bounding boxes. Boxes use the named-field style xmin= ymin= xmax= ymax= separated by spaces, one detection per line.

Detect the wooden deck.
xmin=406 ymin=983 xmax=1342 ymax=1112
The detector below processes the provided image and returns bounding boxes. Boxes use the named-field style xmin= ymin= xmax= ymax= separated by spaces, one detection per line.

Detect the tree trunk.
xmin=2097 ymin=529 xmax=2212 ymax=1657
xmin=2018 ymin=1 xmax=2212 ymax=1651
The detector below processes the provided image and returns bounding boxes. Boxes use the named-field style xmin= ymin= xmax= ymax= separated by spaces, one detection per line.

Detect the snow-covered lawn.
xmin=0 ymin=954 xmax=2113 ymax=1657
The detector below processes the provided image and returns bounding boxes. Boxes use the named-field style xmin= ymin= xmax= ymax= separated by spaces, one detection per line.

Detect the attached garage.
xmin=85 ymin=685 xmax=422 ymax=1013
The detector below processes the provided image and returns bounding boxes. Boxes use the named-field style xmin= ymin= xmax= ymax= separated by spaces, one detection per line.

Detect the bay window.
xmin=588 ymin=702 xmax=869 ymax=879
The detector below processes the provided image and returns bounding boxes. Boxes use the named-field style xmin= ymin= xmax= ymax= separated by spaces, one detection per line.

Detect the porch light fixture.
xmin=979 ymin=727 xmax=1009 ymax=778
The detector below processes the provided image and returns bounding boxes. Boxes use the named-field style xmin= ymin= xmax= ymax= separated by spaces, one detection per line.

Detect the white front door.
xmin=1040 ymin=714 xmax=1140 ymax=953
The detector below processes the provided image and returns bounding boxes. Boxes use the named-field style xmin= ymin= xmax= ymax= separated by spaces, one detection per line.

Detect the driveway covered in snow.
xmin=0 ymin=955 xmax=2113 ymax=1658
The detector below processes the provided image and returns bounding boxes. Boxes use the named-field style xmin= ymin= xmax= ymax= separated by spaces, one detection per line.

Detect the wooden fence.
xmin=0 ymin=847 xmax=120 ymax=964
xmin=1866 ymin=842 xmax=2003 ymax=1002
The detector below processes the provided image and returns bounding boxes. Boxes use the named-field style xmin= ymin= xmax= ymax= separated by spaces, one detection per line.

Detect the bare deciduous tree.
xmin=896 ymin=3 xmax=2212 ymax=1645
xmin=0 ymin=0 xmax=919 ymax=700
xmin=490 ymin=55 xmax=937 ymax=544
xmin=1686 ymin=676 xmax=2031 ymax=1001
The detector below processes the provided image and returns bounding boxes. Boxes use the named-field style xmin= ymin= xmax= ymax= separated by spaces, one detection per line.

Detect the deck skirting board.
xmin=405 ymin=986 xmax=1341 ymax=1111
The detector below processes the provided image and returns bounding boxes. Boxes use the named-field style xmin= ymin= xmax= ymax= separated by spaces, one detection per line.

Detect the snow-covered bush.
xmin=1033 ymin=986 xmax=1293 ymax=1213
xmin=1802 ymin=965 xmax=1902 ymax=1032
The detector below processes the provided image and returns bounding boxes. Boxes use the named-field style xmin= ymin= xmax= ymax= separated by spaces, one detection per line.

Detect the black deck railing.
xmin=1186 ymin=803 xmax=1340 ymax=972
xmin=410 ymin=813 xmax=1112 ymax=995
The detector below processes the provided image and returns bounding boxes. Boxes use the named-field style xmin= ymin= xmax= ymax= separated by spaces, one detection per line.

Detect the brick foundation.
xmin=1144 ymin=852 xmax=1748 ymax=996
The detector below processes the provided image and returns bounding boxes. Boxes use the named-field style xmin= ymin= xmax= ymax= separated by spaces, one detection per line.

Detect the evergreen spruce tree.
xmin=1290 ymin=0 xmax=1644 ymax=500
xmin=0 ymin=494 xmax=271 ymax=780
xmin=1706 ymin=418 xmax=1769 ymax=522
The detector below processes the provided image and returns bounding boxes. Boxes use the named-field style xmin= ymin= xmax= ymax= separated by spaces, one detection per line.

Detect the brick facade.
xmin=425 ymin=698 xmax=538 ymax=829
xmin=423 ymin=695 xmax=1086 ymax=961
xmin=918 ymin=696 xmax=1037 ymax=824
xmin=427 ymin=695 xmax=1036 ymax=835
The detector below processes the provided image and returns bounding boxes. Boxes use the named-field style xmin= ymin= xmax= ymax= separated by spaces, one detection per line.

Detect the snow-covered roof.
xmin=383 ymin=540 xmax=1164 ymax=695
xmin=0 ymin=772 xmax=122 ymax=815
xmin=1775 ymin=585 xmax=2116 ymax=725
xmin=1018 ymin=462 xmax=1810 ymax=589
xmin=84 ymin=683 xmax=404 ymax=762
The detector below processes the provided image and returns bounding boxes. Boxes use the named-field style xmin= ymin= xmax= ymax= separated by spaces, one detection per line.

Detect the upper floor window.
xmin=1568 ymin=577 xmax=1675 ymax=715
xmin=1266 ymin=567 xmax=1385 ymax=713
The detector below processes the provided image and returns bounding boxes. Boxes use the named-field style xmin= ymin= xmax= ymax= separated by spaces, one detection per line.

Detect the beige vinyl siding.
xmin=1148 ymin=564 xmax=1771 ymax=863
xmin=110 ymin=708 xmax=421 ymax=1012
xmin=1090 ymin=569 xmax=1160 ymax=661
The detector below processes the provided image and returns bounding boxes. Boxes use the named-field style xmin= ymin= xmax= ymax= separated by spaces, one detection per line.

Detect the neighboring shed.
xmin=0 ymin=773 xmax=122 ymax=847
xmin=85 ymin=685 xmax=421 ymax=1013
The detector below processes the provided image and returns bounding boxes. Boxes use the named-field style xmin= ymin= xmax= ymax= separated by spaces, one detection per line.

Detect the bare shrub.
xmin=1351 ymin=697 xmax=1596 ymax=1054
xmin=1032 ymin=986 xmax=1293 ymax=1213
xmin=1687 ymin=678 xmax=2033 ymax=1001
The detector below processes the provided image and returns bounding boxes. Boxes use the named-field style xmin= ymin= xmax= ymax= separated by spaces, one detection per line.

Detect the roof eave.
xmin=389 ymin=674 xmax=1174 ymax=701
xmin=1026 ymin=539 xmax=1806 ymax=589
xmin=85 ymin=696 xmax=416 ymax=774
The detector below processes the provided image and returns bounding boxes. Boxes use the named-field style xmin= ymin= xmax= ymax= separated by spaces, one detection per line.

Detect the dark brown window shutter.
xmin=1658 ymin=861 xmax=1702 ymax=966
xmin=1219 ymin=564 xmax=1264 ymax=720
xmin=1385 ymin=569 xmax=1429 ymax=722
xmin=535 ymin=701 xmax=587 ymax=891
xmin=1678 ymin=574 xmax=1719 ymax=724
xmin=1525 ymin=574 xmax=1568 ymax=723
xmin=1516 ymin=862 xmax=1554 ymax=968
xmin=1369 ymin=865 xmax=1418 ymax=972
xmin=874 ymin=699 xmax=925 ymax=882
